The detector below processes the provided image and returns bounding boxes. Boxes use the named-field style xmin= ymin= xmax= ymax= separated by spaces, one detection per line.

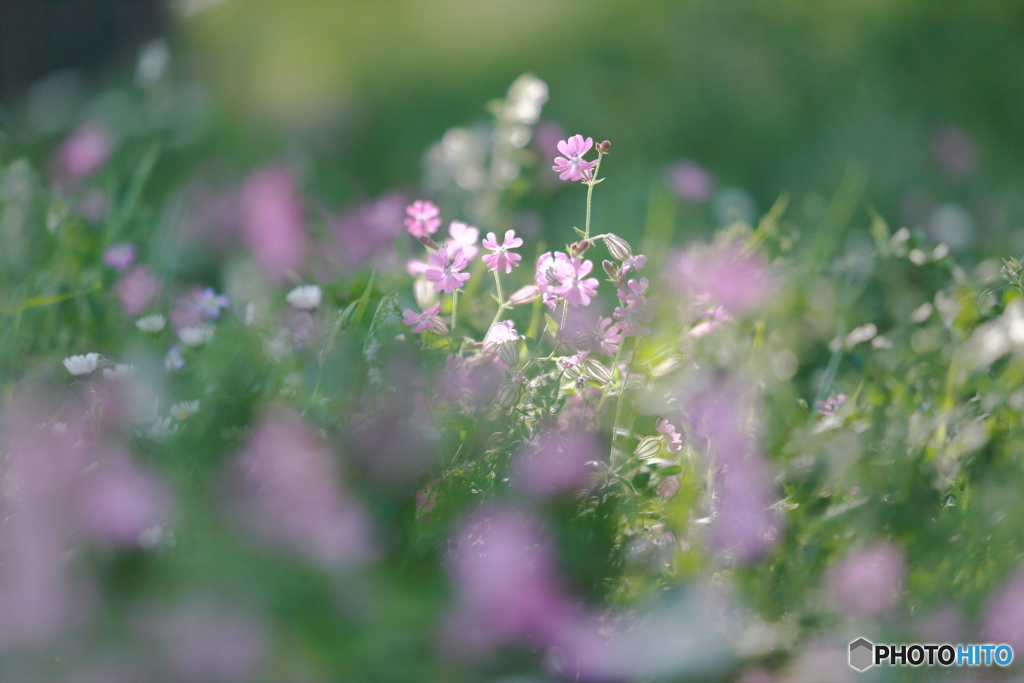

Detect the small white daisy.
xmin=286 ymin=285 xmax=322 ymax=310
xmin=63 ymin=353 xmax=99 ymax=376
xmin=102 ymin=363 xmax=138 ymax=381
xmin=170 ymin=400 xmax=200 ymax=420
xmin=136 ymin=314 xmax=167 ymax=332
xmin=179 ymin=324 xmax=215 ymax=347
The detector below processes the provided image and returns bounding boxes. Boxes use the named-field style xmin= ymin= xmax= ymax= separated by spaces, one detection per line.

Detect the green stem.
xmin=609 ymin=337 xmax=640 ymax=467
xmin=450 ymin=289 xmax=459 ymax=345
xmin=583 ymin=152 xmax=604 ymax=239
xmin=489 ymin=270 xmax=506 ymax=329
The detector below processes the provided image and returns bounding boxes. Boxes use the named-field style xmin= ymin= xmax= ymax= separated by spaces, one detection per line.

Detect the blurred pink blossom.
xmin=240 ymin=167 xmax=307 ymax=283
xmin=446 ymin=221 xmax=479 ymax=260
xmin=932 ymin=125 xmax=977 ymax=178
xmin=669 ymin=159 xmax=715 ymax=202
xmin=594 ymin=316 xmax=622 ymax=355
xmin=147 ymin=598 xmax=268 ymax=682
xmin=613 ymin=277 xmax=658 ymax=336
xmin=445 ymin=506 xmax=576 ymax=657
xmin=103 ymin=243 xmax=137 ymax=272
xmin=60 ymin=123 xmax=112 ymax=179
xmin=656 ymin=419 xmax=683 ymax=453
xmin=320 ymin=192 xmax=406 ymax=276
xmin=404 ymin=200 xmax=442 ymax=237
xmin=982 ymin=569 xmax=1024 ymax=651
xmin=514 ymin=432 xmax=601 ymax=496
xmin=712 ymin=458 xmax=779 ymax=562
xmin=233 ymin=409 xmax=374 ymax=567
xmin=116 ymin=266 xmax=161 ymax=316
xmin=402 ymin=302 xmax=446 ymax=335
xmin=667 ymin=244 xmax=774 ymax=317
xmin=76 ymin=451 xmax=173 ymax=546
xmin=827 ymin=541 xmax=905 ymax=618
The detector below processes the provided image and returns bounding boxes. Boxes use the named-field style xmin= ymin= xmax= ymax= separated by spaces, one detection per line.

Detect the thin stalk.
xmin=450 ymin=289 xmax=459 ymax=346
xmin=583 ymin=152 xmax=604 ymax=239
xmin=609 ymin=337 xmax=640 ymax=467
xmin=489 ymin=270 xmax=506 ymax=329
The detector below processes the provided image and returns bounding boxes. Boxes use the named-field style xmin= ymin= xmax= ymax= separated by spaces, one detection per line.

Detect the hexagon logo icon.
xmin=849 ymin=638 xmax=874 ymax=671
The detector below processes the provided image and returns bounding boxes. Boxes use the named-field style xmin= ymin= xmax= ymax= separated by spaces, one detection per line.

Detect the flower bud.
xmin=427 ymin=317 xmax=448 ymax=336
xmin=603 ymin=260 xmax=620 ymax=280
xmin=596 ymin=140 xmax=611 ymax=153
xmin=582 ymin=358 xmax=612 ymax=384
xmin=418 ymin=235 xmax=440 ymax=250
xmin=604 ymin=233 xmax=632 ymax=261
xmin=507 ymin=284 xmax=540 ymax=306
xmin=634 ymin=435 xmax=665 ymax=460
xmin=497 ymin=340 xmax=520 ymax=367
xmin=494 ymin=381 xmax=521 ymax=409
xmin=569 ymin=240 xmax=591 ymax=258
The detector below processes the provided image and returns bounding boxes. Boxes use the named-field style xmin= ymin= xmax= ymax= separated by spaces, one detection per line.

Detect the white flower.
xmin=63 ymin=353 xmax=99 ymax=376
xmin=102 ymin=363 xmax=138 ymax=381
xmin=286 ymin=285 xmax=322 ymax=310
xmin=136 ymin=314 xmax=167 ymax=332
xmin=179 ymin=324 xmax=215 ymax=347
xmin=170 ymin=400 xmax=200 ymax=420
xmin=145 ymin=416 xmax=179 ymax=439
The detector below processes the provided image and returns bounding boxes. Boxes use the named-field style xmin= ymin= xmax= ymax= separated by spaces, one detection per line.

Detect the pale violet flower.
xmin=446 ymin=221 xmax=479 ymax=260
xmin=170 ymin=400 xmax=200 ymax=420
xmin=552 ymin=134 xmax=598 ymax=182
xmin=63 ymin=353 xmax=99 ymax=376
xmin=136 ymin=313 xmax=167 ymax=332
xmin=102 ymin=364 xmax=138 ymax=381
xmin=286 ymin=285 xmax=323 ymax=310
xmin=481 ymin=230 xmax=524 ymax=274
xmin=194 ymin=287 xmax=230 ymax=320
xmin=165 ymin=345 xmax=185 ymax=371
xmin=179 ymin=324 xmax=215 ymax=347
xmin=425 ymin=247 xmax=471 ymax=294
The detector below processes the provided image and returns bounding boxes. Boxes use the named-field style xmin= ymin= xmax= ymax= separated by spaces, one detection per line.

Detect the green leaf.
xmin=631 ymin=471 xmax=651 ymax=490
xmin=659 ymin=465 xmax=683 ymax=476
xmin=574 ymin=226 xmax=587 ymax=238
xmin=545 ymin=313 xmax=559 ymax=338
xmin=438 ymin=413 xmax=475 ymax=433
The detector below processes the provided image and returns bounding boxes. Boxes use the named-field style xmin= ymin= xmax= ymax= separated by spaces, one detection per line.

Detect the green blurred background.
xmin=5 ymin=0 xmax=1024 ymax=253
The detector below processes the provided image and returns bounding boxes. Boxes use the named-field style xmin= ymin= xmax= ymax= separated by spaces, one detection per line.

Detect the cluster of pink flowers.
xmin=613 ymin=277 xmax=658 ymax=337
xmin=535 ymin=252 xmax=600 ymax=309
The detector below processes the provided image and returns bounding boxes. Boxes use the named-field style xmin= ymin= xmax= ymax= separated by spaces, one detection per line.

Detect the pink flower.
xmin=621 ymin=253 xmax=647 ymax=277
xmin=445 ymin=506 xmax=576 ymax=656
xmin=669 ymin=159 xmax=715 ymax=202
xmin=514 ymin=432 xmax=600 ymax=496
xmin=656 ymin=419 xmax=683 ymax=453
xmin=240 ymin=167 xmax=307 ymax=284
xmin=712 ymin=458 xmax=779 ymax=563
xmin=147 ymin=598 xmax=269 ymax=682
xmin=536 ymin=251 xmax=573 ymax=308
xmin=552 ymin=134 xmax=598 ymax=182
xmin=554 ymin=257 xmax=599 ymax=308
xmin=827 ymin=541 xmax=905 ymax=618
xmin=483 ymin=319 xmax=518 ymax=346
xmin=402 ymin=302 xmax=446 ymax=335
xmin=594 ymin=316 xmax=622 ymax=355
xmin=816 ymin=393 xmax=847 ymax=417
xmin=404 ymin=200 xmax=441 ymax=237
xmin=117 ymin=266 xmax=161 ymax=316
xmin=321 ymin=192 xmax=406 ymax=274
xmin=233 ymin=409 xmax=374 ymax=567
xmin=194 ymin=287 xmax=229 ymax=320
xmin=446 ymin=221 xmax=480 ymax=260
xmin=60 ymin=124 xmax=112 ymax=179
xmin=982 ymin=570 xmax=1024 ymax=651
xmin=76 ymin=452 xmax=173 ymax=546
xmin=425 ymin=247 xmax=471 ymax=294
xmin=434 ymin=355 xmax=473 ymax=402
xmin=667 ymin=244 xmax=774 ymax=317
xmin=481 ymin=230 xmax=524 ymax=273
xmin=613 ymin=278 xmax=658 ymax=337
xmin=102 ymin=243 xmax=137 ymax=272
